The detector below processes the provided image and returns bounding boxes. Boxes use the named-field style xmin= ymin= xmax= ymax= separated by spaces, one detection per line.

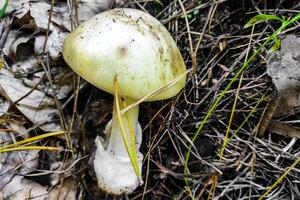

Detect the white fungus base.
xmin=93 ymin=121 xmax=143 ymax=195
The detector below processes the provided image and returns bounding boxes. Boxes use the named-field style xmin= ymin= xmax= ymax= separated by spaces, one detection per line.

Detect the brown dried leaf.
xmin=34 ymin=28 xmax=68 ymax=59
xmin=255 ymin=94 xmax=280 ymax=136
xmin=267 ymin=120 xmax=300 ymax=139
xmin=74 ymin=0 xmax=125 ymax=23
xmin=1 ymin=175 xmax=48 ymax=200
xmin=0 ymin=68 xmax=61 ymax=131
xmin=7 ymin=0 xmax=125 ymax=32
xmin=0 ymin=129 xmax=40 ymax=190
xmin=0 ymin=17 xmax=12 ymax=52
xmin=0 ymin=97 xmax=10 ymax=116
xmin=8 ymin=0 xmax=53 ymax=31
xmin=3 ymin=28 xmax=67 ymax=60
xmin=5 ymin=0 xmax=125 ymax=60
xmin=47 ymin=178 xmax=77 ymax=200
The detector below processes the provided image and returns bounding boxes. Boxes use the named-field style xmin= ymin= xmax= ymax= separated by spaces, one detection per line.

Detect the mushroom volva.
xmin=63 ymin=8 xmax=187 ymax=194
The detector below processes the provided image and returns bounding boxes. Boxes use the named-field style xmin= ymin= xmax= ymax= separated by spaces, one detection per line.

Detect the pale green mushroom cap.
xmin=63 ymin=8 xmax=186 ymax=101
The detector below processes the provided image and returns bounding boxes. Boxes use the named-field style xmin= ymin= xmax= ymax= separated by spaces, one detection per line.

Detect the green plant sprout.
xmin=0 ymin=0 xmax=9 ymax=19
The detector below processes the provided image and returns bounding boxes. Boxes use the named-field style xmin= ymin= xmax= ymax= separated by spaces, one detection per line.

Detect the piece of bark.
xmin=255 ymin=93 xmax=280 ymax=136
xmin=267 ymin=120 xmax=300 ymax=139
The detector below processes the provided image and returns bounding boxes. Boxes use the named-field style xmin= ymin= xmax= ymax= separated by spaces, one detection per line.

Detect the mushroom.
xmin=62 ymin=8 xmax=187 ymax=194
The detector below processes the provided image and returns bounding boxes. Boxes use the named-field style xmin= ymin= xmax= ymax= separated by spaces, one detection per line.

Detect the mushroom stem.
xmin=93 ymin=97 xmax=143 ymax=194
xmin=107 ymin=97 xmax=141 ymax=157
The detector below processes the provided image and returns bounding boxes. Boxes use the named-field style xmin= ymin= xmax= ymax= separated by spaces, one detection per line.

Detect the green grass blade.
xmin=229 ymin=92 xmax=268 ymax=141
xmin=0 ymin=0 xmax=9 ymax=19
xmin=268 ymin=37 xmax=281 ymax=53
xmin=244 ymin=14 xmax=283 ymax=28
xmin=219 ymin=74 xmax=243 ymax=158
xmin=258 ymin=155 xmax=300 ymax=200
xmin=219 ymin=92 xmax=268 ymax=157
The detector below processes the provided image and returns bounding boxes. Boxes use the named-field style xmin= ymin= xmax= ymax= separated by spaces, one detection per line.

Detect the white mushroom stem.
xmin=93 ymin=97 xmax=143 ymax=194
xmin=107 ymin=98 xmax=141 ymax=156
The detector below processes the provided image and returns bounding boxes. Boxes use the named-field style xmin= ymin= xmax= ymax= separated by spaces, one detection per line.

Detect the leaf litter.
xmin=0 ymin=0 xmax=125 ymax=199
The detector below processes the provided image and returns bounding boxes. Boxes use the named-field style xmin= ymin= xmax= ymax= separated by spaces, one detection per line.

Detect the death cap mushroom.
xmin=63 ymin=8 xmax=186 ymax=101
xmin=63 ymin=8 xmax=187 ymax=194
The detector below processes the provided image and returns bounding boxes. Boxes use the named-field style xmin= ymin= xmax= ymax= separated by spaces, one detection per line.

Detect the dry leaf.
xmin=10 ymin=57 xmax=73 ymax=100
xmin=0 ymin=97 xmax=10 ymax=116
xmin=0 ymin=126 xmax=50 ymax=200
xmin=2 ymin=175 xmax=48 ymax=200
xmin=8 ymin=0 xmax=56 ymax=31
xmin=0 ymin=68 xmax=61 ymax=131
xmin=47 ymin=178 xmax=76 ymax=200
xmin=7 ymin=0 xmax=125 ymax=32
xmin=75 ymin=0 xmax=125 ymax=23
xmin=34 ymin=28 xmax=68 ymax=59
xmin=3 ymin=28 xmax=67 ymax=60
xmin=0 ymin=17 xmax=12 ymax=52
xmin=0 ymin=129 xmax=40 ymax=189
xmin=2 ymin=30 xmax=19 ymax=57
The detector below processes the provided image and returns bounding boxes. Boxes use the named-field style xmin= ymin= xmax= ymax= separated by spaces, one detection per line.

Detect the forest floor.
xmin=0 ymin=0 xmax=300 ymax=200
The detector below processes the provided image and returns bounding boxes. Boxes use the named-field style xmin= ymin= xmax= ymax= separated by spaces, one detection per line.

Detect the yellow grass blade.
xmin=114 ymin=76 xmax=141 ymax=178
xmin=0 ymin=146 xmax=63 ymax=153
xmin=122 ymin=99 xmax=139 ymax=173
xmin=219 ymin=74 xmax=243 ymax=158
xmin=120 ymin=70 xmax=191 ymax=115
xmin=258 ymin=155 xmax=300 ymax=200
xmin=0 ymin=131 xmax=65 ymax=150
